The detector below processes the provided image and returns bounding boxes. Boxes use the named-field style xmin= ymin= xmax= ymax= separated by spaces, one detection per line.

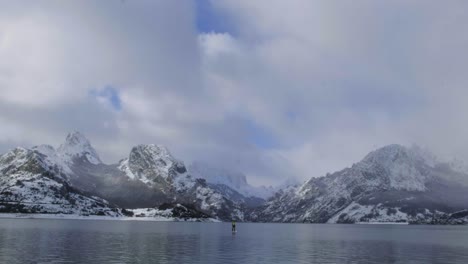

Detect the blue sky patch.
xmin=195 ymin=0 xmax=235 ymax=34
xmin=243 ymin=119 xmax=278 ymax=149
xmin=89 ymin=86 xmax=122 ymax=111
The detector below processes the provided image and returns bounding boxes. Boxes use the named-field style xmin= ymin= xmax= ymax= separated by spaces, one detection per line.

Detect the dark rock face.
xmin=158 ymin=203 xmax=210 ymax=220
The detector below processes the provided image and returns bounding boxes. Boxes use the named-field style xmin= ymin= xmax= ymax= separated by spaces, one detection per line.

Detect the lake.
xmin=0 ymin=219 xmax=467 ymax=263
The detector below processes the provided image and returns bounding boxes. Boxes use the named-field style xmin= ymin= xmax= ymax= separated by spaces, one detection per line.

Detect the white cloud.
xmin=199 ymin=32 xmax=240 ymax=58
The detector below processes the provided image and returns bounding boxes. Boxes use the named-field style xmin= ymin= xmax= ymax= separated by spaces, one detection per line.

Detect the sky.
xmin=1 ymin=0 xmax=468 ymax=186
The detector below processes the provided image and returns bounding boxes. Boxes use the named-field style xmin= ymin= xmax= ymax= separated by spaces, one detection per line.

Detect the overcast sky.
xmin=1 ymin=0 xmax=468 ymax=186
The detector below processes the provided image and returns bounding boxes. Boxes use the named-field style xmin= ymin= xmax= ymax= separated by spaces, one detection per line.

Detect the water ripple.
xmin=0 ymin=220 xmax=467 ymax=263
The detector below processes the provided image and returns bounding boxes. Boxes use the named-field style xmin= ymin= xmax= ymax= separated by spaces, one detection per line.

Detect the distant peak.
xmin=363 ymin=144 xmax=436 ymax=167
xmin=363 ymin=144 xmax=410 ymax=162
xmin=129 ymin=144 xmax=172 ymax=159
xmin=377 ymin=144 xmax=407 ymax=152
xmin=135 ymin=144 xmax=169 ymax=152
xmin=124 ymin=143 xmax=186 ymax=182
xmin=58 ymin=131 xmax=102 ymax=164
xmin=65 ymin=131 xmax=90 ymax=145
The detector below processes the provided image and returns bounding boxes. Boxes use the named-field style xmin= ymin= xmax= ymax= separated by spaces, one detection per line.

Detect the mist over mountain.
xmin=1 ymin=132 xmax=468 ymax=224
xmin=188 ymin=161 xmax=282 ymax=199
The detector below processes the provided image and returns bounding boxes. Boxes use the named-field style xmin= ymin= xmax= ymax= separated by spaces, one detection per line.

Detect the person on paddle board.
xmin=232 ymin=220 xmax=236 ymax=232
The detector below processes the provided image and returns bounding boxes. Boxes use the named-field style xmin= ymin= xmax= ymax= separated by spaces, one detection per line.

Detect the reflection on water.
xmin=0 ymin=219 xmax=467 ymax=263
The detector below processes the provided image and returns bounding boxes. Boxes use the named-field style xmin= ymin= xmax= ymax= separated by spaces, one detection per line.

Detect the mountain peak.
xmin=363 ymin=144 xmax=408 ymax=160
xmin=57 ymin=131 xmax=102 ymax=164
xmin=357 ymin=144 xmax=433 ymax=191
xmin=362 ymin=144 xmax=438 ymax=168
xmin=362 ymin=144 xmax=430 ymax=166
xmin=119 ymin=144 xmax=186 ymax=184
xmin=128 ymin=144 xmax=176 ymax=168
xmin=133 ymin=144 xmax=171 ymax=156
xmin=64 ymin=131 xmax=90 ymax=145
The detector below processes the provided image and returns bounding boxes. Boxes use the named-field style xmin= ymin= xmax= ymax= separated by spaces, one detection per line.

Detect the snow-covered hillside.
xmin=3 ymin=133 xmax=468 ymax=225
xmin=251 ymin=144 xmax=468 ymax=224
xmin=0 ymin=132 xmax=245 ymax=221
xmin=0 ymin=147 xmax=118 ymax=216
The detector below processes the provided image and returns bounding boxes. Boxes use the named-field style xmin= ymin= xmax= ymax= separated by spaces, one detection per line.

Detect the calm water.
xmin=0 ymin=219 xmax=467 ymax=263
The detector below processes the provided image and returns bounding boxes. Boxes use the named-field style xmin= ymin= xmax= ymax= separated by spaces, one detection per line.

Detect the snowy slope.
xmin=0 ymin=147 xmax=118 ymax=216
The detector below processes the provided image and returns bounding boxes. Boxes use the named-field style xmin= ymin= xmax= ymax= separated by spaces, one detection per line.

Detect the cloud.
xmin=201 ymin=0 xmax=468 ymax=177
xmin=0 ymin=1 xmax=201 ymax=105
xmin=1 ymin=0 xmax=468 ymax=185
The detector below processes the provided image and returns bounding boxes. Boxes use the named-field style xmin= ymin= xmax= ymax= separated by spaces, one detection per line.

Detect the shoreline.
xmin=0 ymin=213 xmax=220 ymax=223
xmin=356 ymin=221 xmax=409 ymax=225
xmin=0 ymin=214 xmax=463 ymax=226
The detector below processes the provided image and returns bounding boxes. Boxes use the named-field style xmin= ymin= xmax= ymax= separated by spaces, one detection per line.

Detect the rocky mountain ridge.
xmin=2 ymin=133 xmax=468 ymax=224
xmin=250 ymin=144 xmax=468 ymax=224
xmin=0 ymin=132 xmax=245 ymax=221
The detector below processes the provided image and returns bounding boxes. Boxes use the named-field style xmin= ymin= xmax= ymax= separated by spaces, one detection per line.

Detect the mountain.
xmin=251 ymin=144 xmax=468 ymax=224
xmin=0 ymin=132 xmax=244 ymax=221
xmin=188 ymin=161 xmax=277 ymax=200
xmin=112 ymin=144 xmax=244 ymax=220
xmin=0 ymin=147 xmax=118 ymax=216
xmin=57 ymin=131 xmax=102 ymax=165
xmin=3 ymin=133 xmax=468 ymax=225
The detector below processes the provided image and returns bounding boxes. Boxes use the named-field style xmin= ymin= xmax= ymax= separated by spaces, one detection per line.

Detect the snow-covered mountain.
xmin=0 ymin=147 xmax=118 ymax=216
xmin=251 ymin=144 xmax=468 ymax=224
xmin=112 ymin=144 xmax=244 ymax=220
xmin=3 ymin=133 xmax=468 ymax=224
xmin=0 ymin=132 xmax=244 ymax=221
xmin=57 ymin=131 xmax=102 ymax=165
xmin=118 ymin=144 xmax=186 ymax=184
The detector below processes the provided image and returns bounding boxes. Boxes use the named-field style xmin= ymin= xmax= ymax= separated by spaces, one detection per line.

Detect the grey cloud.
xmin=2 ymin=0 xmax=468 ymax=185
xmin=203 ymin=0 xmax=468 ymax=178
